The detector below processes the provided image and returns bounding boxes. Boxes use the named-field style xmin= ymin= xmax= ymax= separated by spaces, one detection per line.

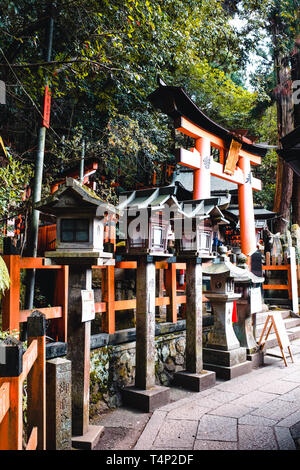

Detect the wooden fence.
xmin=1 ymin=256 xmax=68 ymax=341
xmin=95 ymin=261 xmax=188 ymax=334
xmin=0 ymin=311 xmax=46 ymax=450
xmin=262 ymin=251 xmax=293 ymax=300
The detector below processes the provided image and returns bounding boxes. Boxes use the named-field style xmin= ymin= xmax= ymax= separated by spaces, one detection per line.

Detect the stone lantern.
xmin=36 ymin=177 xmax=115 ymax=449
xmin=117 ymin=187 xmax=176 ymax=257
xmin=116 ymin=187 xmax=176 ymax=411
xmin=37 ymin=177 xmax=115 ymax=264
xmin=202 ymin=246 xmax=253 ymax=380
xmin=175 ymin=198 xmax=228 ymax=259
xmin=234 ymin=253 xmax=264 ymax=367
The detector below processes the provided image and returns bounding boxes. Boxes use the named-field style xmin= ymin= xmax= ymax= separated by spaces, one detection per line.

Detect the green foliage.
xmin=0 ymin=255 xmax=10 ymax=298
xmin=0 ymin=0 xmax=298 ymax=211
xmin=0 ymin=154 xmax=33 ymax=218
xmin=253 ymin=104 xmax=278 ymax=210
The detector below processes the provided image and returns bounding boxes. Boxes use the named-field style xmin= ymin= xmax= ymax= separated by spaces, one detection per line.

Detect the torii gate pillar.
xmin=238 ymin=156 xmax=257 ymax=256
xmin=194 ymin=137 xmax=211 ymax=199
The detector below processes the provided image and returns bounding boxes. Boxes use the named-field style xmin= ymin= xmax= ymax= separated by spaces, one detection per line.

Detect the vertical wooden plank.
xmin=52 ymin=265 xmax=69 ymax=342
xmin=165 ymin=263 xmax=177 ymax=323
xmin=1 ymin=255 xmax=21 ymax=337
xmin=0 ymin=377 xmax=23 ymax=450
xmin=158 ymin=269 xmax=164 ymax=318
xmin=102 ymin=265 xmax=115 ymax=334
xmin=27 ymin=312 xmax=46 ymax=450
xmin=266 ymin=252 xmax=271 ymax=266
xmin=0 ymin=338 xmax=23 ymax=451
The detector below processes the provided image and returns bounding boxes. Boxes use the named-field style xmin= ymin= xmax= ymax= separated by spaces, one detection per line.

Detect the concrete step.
xmin=256 ymin=325 xmax=300 ymax=350
xmin=256 ymin=317 xmax=300 ymax=339
xmin=255 ymin=310 xmax=291 ymax=326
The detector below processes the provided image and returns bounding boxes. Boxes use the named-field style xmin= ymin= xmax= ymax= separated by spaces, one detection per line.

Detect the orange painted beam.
xmin=155 ymin=297 xmax=170 ymax=307
xmin=0 ymin=376 xmax=23 ymax=450
xmin=19 ymin=306 xmax=62 ymax=323
xmin=175 ymin=116 xmax=225 ymax=149
xmin=21 ymin=340 xmax=38 ymax=382
xmin=27 ymin=333 xmax=46 ymax=450
xmin=52 ymin=265 xmax=68 ymax=342
xmin=0 ymin=382 xmax=10 ymax=424
xmin=165 ymin=264 xmax=177 ymax=322
xmin=115 ymin=299 xmax=136 ymax=310
xmin=101 ymin=265 xmax=115 ymax=334
xmin=262 ymin=285 xmax=289 ymax=290
xmin=19 ymin=257 xmax=45 ymax=269
xmin=26 ymin=426 xmax=38 ymax=450
xmin=115 ymin=261 xmax=137 ymax=269
xmin=1 ymin=255 xmax=21 ymax=336
xmin=262 ymin=265 xmax=289 ymax=271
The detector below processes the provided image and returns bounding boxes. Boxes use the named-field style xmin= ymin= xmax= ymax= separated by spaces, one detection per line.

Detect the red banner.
xmin=42 ymin=85 xmax=51 ymax=128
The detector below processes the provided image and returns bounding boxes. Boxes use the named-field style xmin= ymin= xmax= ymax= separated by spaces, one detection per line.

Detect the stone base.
xmin=122 ymin=385 xmax=170 ymax=412
xmin=173 ymin=370 xmax=216 ymax=392
xmin=247 ymin=350 xmax=264 ymax=369
xmin=203 ymin=346 xmax=252 ymax=380
xmin=203 ymin=360 xmax=252 ymax=381
xmin=203 ymin=346 xmax=247 ymax=367
xmin=71 ymin=425 xmax=104 ymax=450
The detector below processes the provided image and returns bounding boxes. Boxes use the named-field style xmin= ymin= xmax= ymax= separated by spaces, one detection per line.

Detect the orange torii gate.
xmin=149 ymin=80 xmax=268 ymax=256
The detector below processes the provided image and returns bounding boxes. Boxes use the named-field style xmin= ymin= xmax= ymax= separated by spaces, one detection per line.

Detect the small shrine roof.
xmin=36 ymin=177 xmax=115 ymax=216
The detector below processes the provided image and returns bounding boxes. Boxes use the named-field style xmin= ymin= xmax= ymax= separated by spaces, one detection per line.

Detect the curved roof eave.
xmin=148 ymin=84 xmax=268 ymax=158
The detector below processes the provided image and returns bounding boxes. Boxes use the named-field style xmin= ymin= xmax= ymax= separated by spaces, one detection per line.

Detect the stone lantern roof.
xmin=36 ymin=177 xmax=115 ymax=216
xmin=203 ymin=248 xmax=264 ymax=283
xmin=117 ymin=185 xmax=229 ymax=222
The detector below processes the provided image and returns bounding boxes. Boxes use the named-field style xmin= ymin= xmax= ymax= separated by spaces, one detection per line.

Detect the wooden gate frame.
xmin=1 ymin=255 xmax=68 ymax=341
xmin=0 ymin=311 xmax=46 ymax=450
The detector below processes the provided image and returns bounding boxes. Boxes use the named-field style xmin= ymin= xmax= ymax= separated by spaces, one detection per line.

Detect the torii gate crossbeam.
xmin=148 ymin=82 xmax=268 ymax=256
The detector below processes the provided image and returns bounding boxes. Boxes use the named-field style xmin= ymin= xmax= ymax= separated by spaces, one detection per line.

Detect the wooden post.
xmin=27 ymin=311 xmax=46 ymax=450
xmin=46 ymin=358 xmax=72 ymax=450
xmin=122 ymin=256 xmax=170 ymax=411
xmin=0 ymin=338 xmax=23 ymax=450
xmin=165 ymin=263 xmax=177 ymax=323
xmin=185 ymin=259 xmax=203 ymax=373
xmin=173 ymin=258 xmax=216 ymax=391
xmin=1 ymin=255 xmax=21 ymax=337
xmin=194 ymin=137 xmax=211 ymax=199
xmin=135 ymin=257 xmax=156 ymax=390
xmin=238 ymin=157 xmax=257 ymax=256
xmin=66 ymin=266 xmax=92 ymax=437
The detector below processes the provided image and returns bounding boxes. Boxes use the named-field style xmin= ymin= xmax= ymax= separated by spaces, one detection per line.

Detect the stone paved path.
xmin=134 ymin=340 xmax=300 ymax=451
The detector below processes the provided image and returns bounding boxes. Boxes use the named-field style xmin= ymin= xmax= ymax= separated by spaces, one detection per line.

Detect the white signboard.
xmin=81 ymin=290 xmax=95 ymax=322
xmin=250 ymin=287 xmax=262 ymax=314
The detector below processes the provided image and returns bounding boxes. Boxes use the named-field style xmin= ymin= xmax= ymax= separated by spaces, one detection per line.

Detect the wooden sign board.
xmin=224 ymin=139 xmax=242 ymax=175
xmin=81 ymin=290 xmax=95 ymax=322
xmin=42 ymin=85 xmax=51 ymax=128
xmin=258 ymin=312 xmax=294 ymax=366
xmin=250 ymin=287 xmax=262 ymax=314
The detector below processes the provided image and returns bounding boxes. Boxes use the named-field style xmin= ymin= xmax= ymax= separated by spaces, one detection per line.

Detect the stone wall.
xmin=89 ymin=331 xmax=187 ymax=417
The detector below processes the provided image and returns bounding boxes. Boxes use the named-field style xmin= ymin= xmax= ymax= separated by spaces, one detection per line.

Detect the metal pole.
xmin=79 ymin=138 xmax=85 ymax=183
xmin=25 ymin=10 xmax=54 ymax=312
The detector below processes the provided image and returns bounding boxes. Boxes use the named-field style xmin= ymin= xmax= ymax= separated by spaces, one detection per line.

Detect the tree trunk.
xmin=273 ymin=53 xmax=294 ymax=232
xmin=291 ymin=46 xmax=300 ymax=225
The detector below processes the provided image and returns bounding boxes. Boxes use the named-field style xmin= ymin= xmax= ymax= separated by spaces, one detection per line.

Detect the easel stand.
xmin=258 ymin=312 xmax=294 ymax=367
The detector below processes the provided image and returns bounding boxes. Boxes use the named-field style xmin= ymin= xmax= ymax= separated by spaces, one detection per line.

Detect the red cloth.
xmin=232 ymin=301 xmax=237 ymax=323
